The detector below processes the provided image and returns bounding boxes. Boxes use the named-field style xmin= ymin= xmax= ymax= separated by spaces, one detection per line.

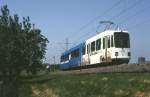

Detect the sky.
xmin=1 ymin=0 xmax=150 ymax=64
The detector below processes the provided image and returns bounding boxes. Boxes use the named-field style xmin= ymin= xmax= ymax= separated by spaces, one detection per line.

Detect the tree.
xmin=0 ymin=5 xmax=48 ymax=97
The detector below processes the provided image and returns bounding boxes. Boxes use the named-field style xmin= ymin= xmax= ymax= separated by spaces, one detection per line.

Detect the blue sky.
xmin=1 ymin=0 xmax=150 ymax=63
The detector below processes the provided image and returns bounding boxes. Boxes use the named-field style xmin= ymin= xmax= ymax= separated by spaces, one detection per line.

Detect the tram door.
xmin=103 ymin=36 xmax=110 ymax=62
xmin=87 ymin=44 xmax=90 ymax=64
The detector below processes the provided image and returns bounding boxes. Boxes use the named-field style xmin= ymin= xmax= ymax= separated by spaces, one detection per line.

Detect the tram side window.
xmin=82 ymin=46 xmax=85 ymax=55
xmin=71 ymin=51 xmax=74 ymax=59
xmin=66 ymin=54 xmax=69 ymax=61
xmin=96 ymin=39 xmax=101 ymax=50
xmin=61 ymin=56 xmax=64 ymax=62
xmin=76 ymin=49 xmax=79 ymax=57
xmin=111 ymin=35 xmax=114 ymax=47
xmin=103 ymin=38 xmax=105 ymax=49
xmin=71 ymin=49 xmax=79 ymax=59
xmin=91 ymin=41 xmax=95 ymax=52
xmin=108 ymin=36 xmax=110 ymax=48
xmin=64 ymin=54 xmax=69 ymax=61
xmin=61 ymin=54 xmax=69 ymax=62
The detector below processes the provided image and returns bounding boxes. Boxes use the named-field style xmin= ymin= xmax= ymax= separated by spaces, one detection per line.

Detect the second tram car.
xmin=60 ymin=29 xmax=131 ymax=70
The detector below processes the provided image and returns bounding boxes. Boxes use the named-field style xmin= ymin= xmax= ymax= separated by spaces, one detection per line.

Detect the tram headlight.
xmin=115 ymin=52 xmax=118 ymax=57
xmin=128 ymin=52 xmax=131 ymax=56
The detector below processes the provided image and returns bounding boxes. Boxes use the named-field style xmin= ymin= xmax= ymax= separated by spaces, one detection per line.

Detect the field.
xmin=19 ymin=72 xmax=150 ymax=97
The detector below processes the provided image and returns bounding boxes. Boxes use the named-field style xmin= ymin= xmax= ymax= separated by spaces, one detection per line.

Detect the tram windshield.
xmin=114 ymin=32 xmax=130 ymax=48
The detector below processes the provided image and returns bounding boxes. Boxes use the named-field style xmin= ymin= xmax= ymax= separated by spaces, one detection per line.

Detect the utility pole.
xmin=65 ymin=38 xmax=69 ymax=51
xmin=53 ymin=56 xmax=55 ymax=72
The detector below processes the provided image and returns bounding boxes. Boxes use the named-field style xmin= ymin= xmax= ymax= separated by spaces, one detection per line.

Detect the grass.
xmin=19 ymin=73 xmax=150 ymax=97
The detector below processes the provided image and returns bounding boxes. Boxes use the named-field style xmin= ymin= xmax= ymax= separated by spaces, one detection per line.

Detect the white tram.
xmin=82 ymin=29 xmax=131 ymax=65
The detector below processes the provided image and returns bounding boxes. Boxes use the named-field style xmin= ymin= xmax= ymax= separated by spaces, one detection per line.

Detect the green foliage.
xmin=0 ymin=5 xmax=48 ymax=76
xmin=19 ymin=73 xmax=150 ymax=97
xmin=0 ymin=5 xmax=48 ymax=97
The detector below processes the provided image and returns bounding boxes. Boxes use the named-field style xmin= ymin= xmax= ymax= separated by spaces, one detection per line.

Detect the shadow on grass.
xmin=0 ymin=79 xmax=24 ymax=97
xmin=19 ymin=74 xmax=57 ymax=97
xmin=19 ymin=83 xmax=32 ymax=97
xmin=24 ymin=77 xmax=57 ymax=84
xmin=20 ymin=74 xmax=57 ymax=84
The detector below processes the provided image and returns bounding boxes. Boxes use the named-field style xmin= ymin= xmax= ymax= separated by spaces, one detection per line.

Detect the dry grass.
xmin=101 ymin=77 xmax=109 ymax=81
xmin=32 ymin=85 xmax=59 ymax=97
xmin=134 ymin=91 xmax=150 ymax=97
xmin=143 ymin=80 xmax=150 ymax=84
xmin=114 ymin=89 xmax=129 ymax=96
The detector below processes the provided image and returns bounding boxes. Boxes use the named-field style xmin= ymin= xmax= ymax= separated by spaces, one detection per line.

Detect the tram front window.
xmin=114 ymin=32 xmax=130 ymax=48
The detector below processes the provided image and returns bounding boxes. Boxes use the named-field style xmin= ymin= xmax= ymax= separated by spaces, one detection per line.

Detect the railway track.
xmin=52 ymin=62 xmax=150 ymax=75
